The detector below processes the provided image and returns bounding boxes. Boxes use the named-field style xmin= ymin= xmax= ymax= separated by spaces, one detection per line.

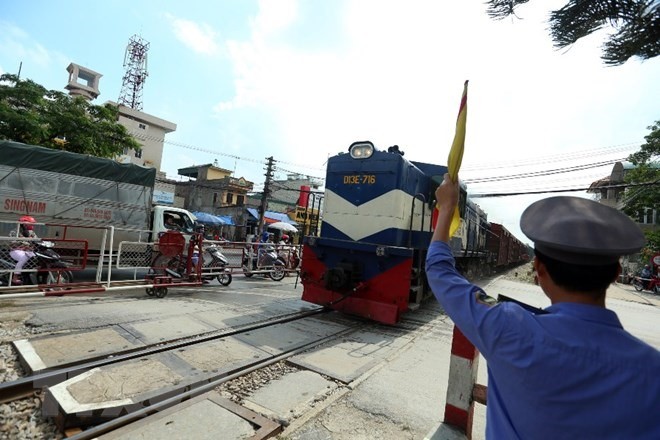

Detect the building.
xmin=588 ymin=161 xmax=658 ymax=232
xmin=110 ymin=103 xmax=176 ymax=171
xmin=176 ymin=163 xmax=254 ymax=240
xmin=64 ymin=62 xmax=179 ymax=207
xmin=245 ymin=175 xmax=322 ymax=237
xmin=588 ymin=161 xmax=658 ymax=280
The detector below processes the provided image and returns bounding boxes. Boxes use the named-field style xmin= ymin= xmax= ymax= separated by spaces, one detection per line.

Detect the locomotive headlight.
xmin=349 ymin=141 xmax=374 ymax=159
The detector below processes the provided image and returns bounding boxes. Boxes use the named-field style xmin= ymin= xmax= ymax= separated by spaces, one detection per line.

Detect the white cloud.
xmin=166 ymin=14 xmax=220 ymax=56
xmin=0 ymin=21 xmax=67 ymax=70
xmin=251 ymin=0 xmax=298 ymax=36
xmin=207 ymin=0 xmax=658 ymax=239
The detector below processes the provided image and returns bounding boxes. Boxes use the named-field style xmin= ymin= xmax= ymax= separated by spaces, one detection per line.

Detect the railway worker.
xmin=426 ymin=173 xmax=660 ymax=439
xmin=9 ymin=215 xmax=39 ymax=285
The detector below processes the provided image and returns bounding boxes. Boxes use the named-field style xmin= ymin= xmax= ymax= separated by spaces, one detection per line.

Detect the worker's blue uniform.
xmin=426 ymin=240 xmax=660 ymax=440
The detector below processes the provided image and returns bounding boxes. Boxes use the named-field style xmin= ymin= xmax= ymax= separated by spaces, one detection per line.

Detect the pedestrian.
xmin=426 ymin=173 xmax=660 ymax=439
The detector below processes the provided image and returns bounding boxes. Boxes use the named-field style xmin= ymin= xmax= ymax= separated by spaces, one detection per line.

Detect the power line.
xmin=132 ymin=130 xmax=641 ymax=183
xmin=463 ymin=159 xmax=625 ymax=184
xmin=135 ymin=131 xmax=648 ymax=197
xmin=461 ymin=142 xmax=639 ymax=172
xmin=470 ymin=181 xmax=657 ymax=198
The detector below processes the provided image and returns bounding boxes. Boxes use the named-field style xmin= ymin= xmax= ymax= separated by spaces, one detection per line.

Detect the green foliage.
xmin=486 ymin=0 xmax=660 ymax=65
xmin=639 ymin=229 xmax=660 ymax=264
xmin=0 ymin=74 xmax=140 ymax=158
xmin=622 ymin=120 xmax=660 ymax=220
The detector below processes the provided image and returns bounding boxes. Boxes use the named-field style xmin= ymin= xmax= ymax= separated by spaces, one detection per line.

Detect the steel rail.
xmin=66 ymin=325 xmax=358 ymax=440
xmin=0 ymin=307 xmax=326 ymax=404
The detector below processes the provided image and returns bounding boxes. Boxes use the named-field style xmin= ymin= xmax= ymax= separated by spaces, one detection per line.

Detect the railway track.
xmin=0 ymin=307 xmax=327 ymax=404
xmin=0 ymin=276 xmax=453 ymax=439
xmin=63 ymin=324 xmax=359 ymax=440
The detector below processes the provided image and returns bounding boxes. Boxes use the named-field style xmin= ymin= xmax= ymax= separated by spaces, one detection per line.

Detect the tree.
xmin=623 ymin=120 xmax=660 ymax=259
xmin=486 ymin=0 xmax=660 ymax=65
xmin=0 ymin=74 xmax=140 ymax=158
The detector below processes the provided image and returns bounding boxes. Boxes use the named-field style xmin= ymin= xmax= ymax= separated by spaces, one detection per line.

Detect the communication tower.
xmin=118 ymin=35 xmax=149 ymax=110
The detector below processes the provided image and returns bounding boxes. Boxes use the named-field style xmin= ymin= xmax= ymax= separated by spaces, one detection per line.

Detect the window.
xmin=637 ymin=208 xmax=656 ymax=224
xmin=138 ymin=123 xmax=147 ymax=130
xmin=237 ymin=195 xmax=245 ymax=206
xmin=226 ymin=193 xmax=234 ymax=204
xmin=213 ymin=192 xmax=218 ymax=204
xmin=134 ymin=149 xmax=142 ymax=158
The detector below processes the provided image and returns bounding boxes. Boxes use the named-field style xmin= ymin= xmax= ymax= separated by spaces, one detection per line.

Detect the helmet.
xmin=282 ymin=234 xmax=289 ymax=241
xmin=19 ymin=215 xmax=36 ymax=230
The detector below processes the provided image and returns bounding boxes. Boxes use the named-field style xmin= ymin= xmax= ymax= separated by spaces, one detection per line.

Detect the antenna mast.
xmin=118 ymin=35 xmax=149 ymax=110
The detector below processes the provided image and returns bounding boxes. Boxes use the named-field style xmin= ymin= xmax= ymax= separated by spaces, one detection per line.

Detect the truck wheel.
xmin=218 ymin=273 xmax=232 ymax=286
xmin=156 ymin=287 xmax=168 ymax=298
xmin=146 ymin=287 xmax=155 ymax=296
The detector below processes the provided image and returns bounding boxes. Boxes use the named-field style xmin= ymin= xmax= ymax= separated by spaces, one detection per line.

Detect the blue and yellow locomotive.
xmin=300 ymin=141 xmax=475 ymax=324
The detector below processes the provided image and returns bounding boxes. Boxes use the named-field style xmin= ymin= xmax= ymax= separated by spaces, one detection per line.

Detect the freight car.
xmin=299 ymin=141 xmax=528 ymax=325
xmin=486 ymin=223 xmax=529 ymax=269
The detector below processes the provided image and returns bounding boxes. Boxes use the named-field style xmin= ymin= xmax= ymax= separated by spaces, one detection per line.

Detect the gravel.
xmin=0 ymin=312 xmax=64 ymax=440
xmin=500 ymin=262 xmax=536 ymax=285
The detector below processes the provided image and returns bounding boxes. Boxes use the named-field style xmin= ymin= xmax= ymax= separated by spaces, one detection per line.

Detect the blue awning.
xmin=247 ymin=208 xmax=297 ymax=225
xmin=217 ymin=215 xmax=234 ymax=226
xmin=192 ymin=211 xmax=225 ymax=225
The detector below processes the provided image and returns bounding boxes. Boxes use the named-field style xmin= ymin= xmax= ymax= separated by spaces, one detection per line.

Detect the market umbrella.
xmin=192 ymin=211 xmax=225 ymax=225
xmin=268 ymin=221 xmax=297 ymax=232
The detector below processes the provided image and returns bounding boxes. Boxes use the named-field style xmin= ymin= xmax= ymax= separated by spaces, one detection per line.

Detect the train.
xmin=299 ymin=141 xmax=529 ymax=325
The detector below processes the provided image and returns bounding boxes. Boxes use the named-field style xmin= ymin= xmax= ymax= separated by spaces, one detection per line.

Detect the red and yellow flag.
xmin=434 ymin=80 xmax=468 ymax=237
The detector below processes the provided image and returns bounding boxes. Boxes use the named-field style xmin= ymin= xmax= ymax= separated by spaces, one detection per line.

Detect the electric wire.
xmin=131 ymin=130 xmax=641 ymax=186
xmin=132 ymin=130 xmax=651 ymax=198
xmin=461 ymin=142 xmax=639 ymax=172
xmin=470 ymin=181 xmax=658 ymax=198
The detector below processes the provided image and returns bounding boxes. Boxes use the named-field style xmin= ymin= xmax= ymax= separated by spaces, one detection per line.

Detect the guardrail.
xmin=0 ymin=220 xmax=303 ymax=296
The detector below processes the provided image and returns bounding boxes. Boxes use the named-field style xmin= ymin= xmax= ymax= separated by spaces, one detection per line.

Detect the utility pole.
xmin=258 ymin=156 xmax=276 ymax=235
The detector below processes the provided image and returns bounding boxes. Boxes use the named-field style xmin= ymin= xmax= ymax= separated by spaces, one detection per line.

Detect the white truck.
xmin=0 ymin=140 xmax=196 ymax=265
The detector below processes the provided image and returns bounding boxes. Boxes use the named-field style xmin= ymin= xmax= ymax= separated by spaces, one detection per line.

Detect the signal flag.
xmin=433 ymin=80 xmax=468 ymax=237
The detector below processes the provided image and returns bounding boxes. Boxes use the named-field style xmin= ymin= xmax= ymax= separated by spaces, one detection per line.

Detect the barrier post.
xmin=425 ymin=325 xmax=482 ymax=440
xmin=444 ymin=326 xmax=480 ymax=438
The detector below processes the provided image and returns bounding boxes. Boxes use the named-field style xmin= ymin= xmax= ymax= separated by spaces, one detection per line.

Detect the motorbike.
xmin=199 ymin=244 xmax=232 ymax=286
xmin=0 ymin=241 xmax=73 ymax=287
xmin=633 ymin=274 xmax=660 ymax=294
xmin=242 ymin=243 xmax=286 ymax=281
xmin=149 ymin=243 xmax=232 ymax=287
xmin=276 ymin=245 xmax=301 ymax=270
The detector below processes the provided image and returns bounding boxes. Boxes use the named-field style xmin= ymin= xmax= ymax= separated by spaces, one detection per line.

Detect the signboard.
xmin=294 ymin=206 xmax=319 ymax=224
xmin=153 ymin=190 xmax=174 ymax=205
xmin=652 ymin=253 xmax=660 ymax=267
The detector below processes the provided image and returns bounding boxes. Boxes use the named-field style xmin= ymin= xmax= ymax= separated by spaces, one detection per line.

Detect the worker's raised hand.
xmin=435 ymin=173 xmax=459 ymax=213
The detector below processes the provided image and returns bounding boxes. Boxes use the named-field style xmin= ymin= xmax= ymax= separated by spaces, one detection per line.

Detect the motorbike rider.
xmin=640 ymin=264 xmax=653 ymax=289
xmin=9 ymin=216 xmax=38 ymax=285
xmin=257 ymin=230 xmax=271 ymax=262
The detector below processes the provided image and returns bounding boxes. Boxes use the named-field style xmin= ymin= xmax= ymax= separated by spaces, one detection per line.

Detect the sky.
xmin=1 ymin=0 xmax=658 ymax=244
